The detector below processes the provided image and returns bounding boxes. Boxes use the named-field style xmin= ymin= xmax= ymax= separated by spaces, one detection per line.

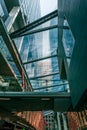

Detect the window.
xmin=62 ymin=19 xmax=75 ymax=66
xmin=0 ymin=4 xmax=4 ymax=17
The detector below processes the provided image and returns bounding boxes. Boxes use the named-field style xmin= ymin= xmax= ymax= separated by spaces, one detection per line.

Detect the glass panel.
xmin=62 ymin=20 xmax=75 ymax=66
xmin=14 ymin=18 xmax=70 ymax=93
xmin=0 ymin=36 xmax=22 ymax=88
xmin=19 ymin=0 xmax=41 ymax=24
xmin=0 ymin=0 xmax=70 ymax=93
xmin=19 ymin=17 xmax=58 ymax=37
xmin=0 ymin=4 xmax=4 ymax=17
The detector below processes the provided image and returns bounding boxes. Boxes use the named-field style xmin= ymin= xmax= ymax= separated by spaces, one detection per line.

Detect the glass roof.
xmin=0 ymin=0 xmax=70 ymax=93
xmin=14 ymin=19 xmax=69 ymax=92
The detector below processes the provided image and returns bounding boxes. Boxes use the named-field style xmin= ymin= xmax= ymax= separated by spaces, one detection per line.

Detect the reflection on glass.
xmin=0 ymin=4 xmax=4 ymax=17
xmin=19 ymin=0 xmax=41 ymax=24
xmin=0 ymin=36 xmax=11 ymax=59
xmin=12 ymin=2 xmax=69 ymax=93
xmin=62 ymin=20 xmax=75 ymax=66
xmin=0 ymin=36 xmax=22 ymax=91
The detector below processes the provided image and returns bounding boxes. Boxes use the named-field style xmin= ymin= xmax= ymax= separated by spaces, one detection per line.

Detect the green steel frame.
xmin=23 ymin=54 xmax=71 ymax=65
xmin=0 ymin=18 xmax=32 ymax=91
xmin=33 ymin=83 xmax=68 ymax=90
xmin=23 ymin=54 xmax=57 ymax=64
xmin=12 ymin=25 xmax=69 ymax=38
xmin=29 ymin=72 xmax=59 ymax=80
xmin=0 ymin=91 xmax=70 ymax=98
xmin=0 ymin=92 xmax=71 ymax=111
xmin=9 ymin=9 xmax=70 ymax=39
xmin=10 ymin=10 xmax=58 ymax=38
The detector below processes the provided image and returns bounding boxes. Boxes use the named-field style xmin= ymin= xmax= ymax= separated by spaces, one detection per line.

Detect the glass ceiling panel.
xmin=21 ymin=17 xmax=58 ymax=35
xmin=0 ymin=36 xmax=22 ymax=86
xmin=13 ymin=19 xmax=69 ymax=93
xmin=0 ymin=2 xmax=71 ymax=125
xmin=15 ymin=29 xmax=58 ymax=62
xmin=11 ymin=0 xmax=70 ymax=93
xmin=62 ymin=19 xmax=75 ymax=66
xmin=33 ymin=83 xmax=69 ymax=92
xmin=25 ymin=57 xmax=59 ymax=76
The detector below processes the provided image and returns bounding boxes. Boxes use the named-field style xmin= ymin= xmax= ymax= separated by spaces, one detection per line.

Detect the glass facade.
xmin=10 ymin=0 xmax=70 ymax=92
xmin=16 ymin=0 xmax=43 ymax=90
xmin=19 ymin=0 xmax=41 ymax=23
xmin=0 ymin=0 xmax=8 ymax=21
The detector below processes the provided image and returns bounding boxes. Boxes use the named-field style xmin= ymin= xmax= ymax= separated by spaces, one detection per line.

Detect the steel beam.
xmin=14 ymin=25 xmax=69 ymax=38
xmin=17 ymin=25 xmax=58 ymax=38
xmin=0 ymin=92 xmax=71 ymax=111
xmin=0 ymin=91 xmax=70 ymax=98
xmin=29 ymin=72 xmax=59 ymax=80
xmin=33 ymin=83 xmax=68 ymax=90
xmin=23 ymin=55 xmax=71 ymax=65
xmin=0 ymin=18 xmax=32 ymax=91
xmin=5 ymin=7 xmax=20 ymax=32
xmin=23 ymin=54 xmax=57 ymax=64
xmin=10 ymin=10 xmax=58 ymax=39
xmin=30 ymin=79 xmax=62 ymax=81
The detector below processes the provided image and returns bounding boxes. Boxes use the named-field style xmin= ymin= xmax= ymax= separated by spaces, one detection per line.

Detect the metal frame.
xmin=33 ymin=83 xmax=68 ymax=90
xmin=30 ymin=79 xmax=64 ymax=81
xmin=23 ymin=54 xmax=57 ymax=64
xmin=0 ymin=91 xmax=70 ymax=98
xmin=0 ymin=51 xmax=22 ymax=90
xmin=16 ymin=25 xmax=58 ymax=38
xmin=10 ymin=10 xmax=58 ymax=38
xmin=12 ymin=25 xmax=69 ymax=38
xmin=0 ymin=18 xmax=32 ymax=91
xmin=24 ymin=54 xmax=71 ymax=65
xmin=29 ymin=72 xmax=59 ymax=80
xmin=0 ymin=91 xmax=71 ymax=111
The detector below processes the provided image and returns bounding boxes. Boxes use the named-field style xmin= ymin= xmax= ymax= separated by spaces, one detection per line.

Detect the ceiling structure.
xmin=0 ymin=0 xmax=87 ymax=129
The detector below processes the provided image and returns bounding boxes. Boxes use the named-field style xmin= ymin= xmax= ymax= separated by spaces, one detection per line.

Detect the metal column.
xmin=62 ymin=113 xmax=68 ymax=130
xmin=57 ymin=113 xmax=61 ymax=130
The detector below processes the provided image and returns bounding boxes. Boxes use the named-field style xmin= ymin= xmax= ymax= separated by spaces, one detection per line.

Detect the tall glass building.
xmin=13 ymin=0 xmax=43 ymax=90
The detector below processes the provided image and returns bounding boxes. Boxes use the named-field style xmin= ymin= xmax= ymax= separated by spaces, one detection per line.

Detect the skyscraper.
xmin=13 ymin=0 xmax=43 ymax=89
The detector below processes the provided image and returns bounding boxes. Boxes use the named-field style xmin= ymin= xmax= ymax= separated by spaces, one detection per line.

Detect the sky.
xmin=40 ymin=0 xmax=57 ymax=16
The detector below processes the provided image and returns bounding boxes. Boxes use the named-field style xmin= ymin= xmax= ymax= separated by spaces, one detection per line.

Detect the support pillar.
xmin=62 ymin=113 xmax=68 ymax=130
xmin=57 ymin=113 xmax=61 ymax=130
